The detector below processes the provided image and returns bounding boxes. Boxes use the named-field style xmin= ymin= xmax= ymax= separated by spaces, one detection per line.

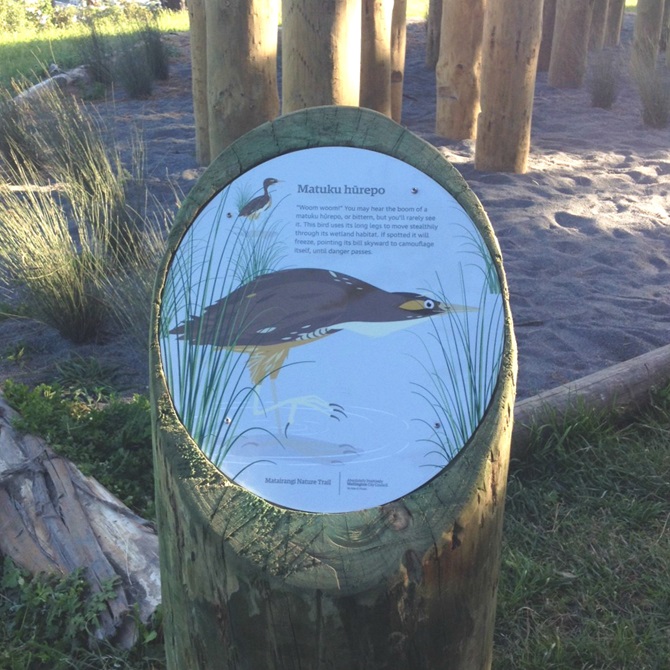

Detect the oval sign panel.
xmin=159 ymin=146 xmax=504 ymax=513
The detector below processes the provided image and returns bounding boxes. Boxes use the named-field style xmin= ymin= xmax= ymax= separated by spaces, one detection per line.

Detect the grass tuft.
xmin=630 ymin=41 xmax=670 ymax=128
xmin=588 ymin=49 xmax=620 ymax=109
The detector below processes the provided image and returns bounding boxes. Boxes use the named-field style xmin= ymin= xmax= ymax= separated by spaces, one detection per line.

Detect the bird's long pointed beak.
xmin=441 ymin=302 xmax=478 ymax=314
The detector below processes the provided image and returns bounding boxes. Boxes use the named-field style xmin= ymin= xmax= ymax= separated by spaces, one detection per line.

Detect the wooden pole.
xmin=475 ymin=0 xmax=543 ymax=173
xmin=661 ymin=0 xmax=670 ymax=52
xmin=548 ymin=0 xmax=596 ymax=88
xmin=187 ymin=0 xmax=209 ymax=166
xmin=633 ymin=0 xmax=665 ymax=68
xmin=589 ymin=0 xmax=610 ymax=51
xmin=537 ymin=0 xmax=557 ymax=71
xmin=435 ymin=0 xmax=485 ymax=141
xmin=604 ymin=0 xmax=625 ymax=47
xmin=282 ymin=0 xmax=362 ymax=113
xmin=425 ymin=0 xmax=443 ymax=69
xmin=151 ymin=106 xmax=517 ymax=670
xmin=390 ymin=0 xmax=407 ymax=122
xmin=205 ymin=0 xmax=279 ymax=159
xmin=360 ymin=0 xmax=394 ymax=116
xmin=512 ymin=343 xmax=670 ymax=459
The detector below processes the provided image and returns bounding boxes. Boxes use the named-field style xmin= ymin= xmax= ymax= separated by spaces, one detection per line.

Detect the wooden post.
xmin=425 ymin=0 xmax=443 ymax=69
xmin=537 ymin=0 xmax=558 ymax=71
xmin=390 ymin=0 xmax=407 ymax=122
xmin=282 ymin=0 xmax=362 ymax=113
xmin=604 ymin=0 xmax=625 ymax=47
xmin=435 ymin=0 xmax=485 ymax=140
xmin=187 ymin=0 xmax=209 ymax=166
xmin=151 ymin=107 xmax=517 ymax=670
xmin=633 ymin=0 xmax=665 ymax=68
xmin=661 ymin=0 xmax=670 ymax=52
xmin=360 ymin=0 xmax=394 ymax=116
xmin=475 ymin=0 xmax=543 ymax=173
xmin=205 ymin=0 xmax=279 ymax=159
xmin=548 ymin=0 xmax=596 ymax=88
xmin=589 ymin=0 xmax=610 ymax=51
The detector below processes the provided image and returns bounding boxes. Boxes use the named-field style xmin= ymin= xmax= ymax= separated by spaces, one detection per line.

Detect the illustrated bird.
xmin=238 ymin=177 xmax=279 ymax=219
xmin=170 ymin=268 xmax=472 ymax=388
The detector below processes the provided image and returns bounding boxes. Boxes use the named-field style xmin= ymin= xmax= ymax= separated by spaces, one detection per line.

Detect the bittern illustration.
xmin=170 ymin=268 xmax=473 ymax=428
xmin=238 ymin=177 xmax=279 ymax=219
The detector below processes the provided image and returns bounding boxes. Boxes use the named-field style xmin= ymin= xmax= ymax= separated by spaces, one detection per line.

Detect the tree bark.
xmin=0 ymin=395 xmax=160 ymax=649
xmin=633 ymin=0 xmax=665 ymax=68
xmin=604 ymin=0 xmax=625 ymax=46
xmin=537 ymin=0 xmax=557 ymax=71
xmin=589 ymin=0 xmax=610 ymax=51
xmin=188 ymin=0 xmax=209 ymax=165
xmin=282 ymin=0 xmax=361 ymax=113
xmin=425 ymin=0 xmax=443 ymax=69
xmin=360 ymin=0 xmax=394 ymax=116
xmin=390 ymin=0 xmax=407 ymax=122
xmin=151 ymin=106 xmax=517 ymax=670
xmin=475 ymin=0 xmax=543 ymax=173
xmin=661 ymin=0 xmax=670 ymax=51
xmin=435 ymin=0 xmax=485 ymax=141
xmin=205 ymin=0 xmax=279 ymax=159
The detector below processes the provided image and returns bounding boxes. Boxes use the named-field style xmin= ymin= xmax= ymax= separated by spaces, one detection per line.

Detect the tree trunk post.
xmin=548 ymin=0 xmax=596 ymax=88
xmin=475 ymin=0 xmax=543 ymax=173
xmin=282 ymin=0 xmax=362 ymax=113
xmin=604 ymin=0 xmax=625 ymax=47
xmin=633 ymin=0 xmax=665 ymax=68
xmin=589 ymin=0 xmax=610 ymax=51
xmin=661 ymin=0 xmax=670 ymax=52
xmin=435 ymin=0 xmax=486 ymax=141
xmin=537 ymin=0 xmax=557 ymax=72
xmin=425 ymin=0 xmax=443 ymax=69
xmin=151 ymin=106 xmax=517 ymax=670
xmin=205 ymin=0 xmax=279 ymax=160
xmin=187 ymin=0 xmax=209 ymax=166
xmin=360 ymin=0 xmax=394 ymax=116
xmin=390 ymin=0 xmax=407 ymax=122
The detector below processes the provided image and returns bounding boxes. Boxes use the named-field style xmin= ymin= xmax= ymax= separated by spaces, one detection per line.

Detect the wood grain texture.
xmin=475 ymin=0 xmax=543 ymax=173
xmin=360 ymin=0 xmax=393 ymax=116
xmin=282 ymin=0 xmax=362 ymax=113
xmin=205 ymin=0 xmax=279 ymax=158
xmin=435 ymin=0 xmax=485 ymax=141
xmin=390 ymin=0 xmax=407 ymax=122
xmin=151 ymin=107 xmax=517 ymax=669
xmin=187 ymin=0 xmax=209 ymax=166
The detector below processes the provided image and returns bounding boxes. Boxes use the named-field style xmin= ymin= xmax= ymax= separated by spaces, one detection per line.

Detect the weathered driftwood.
xmin=512 ymin=342 xmax=670 ymax=458
xmin=13 ymin=66 xmax=91 ymax=103
xmin=0 ymin=395 xmax=160 ymax=648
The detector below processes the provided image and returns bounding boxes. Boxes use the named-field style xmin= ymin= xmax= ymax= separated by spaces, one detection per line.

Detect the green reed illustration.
xmin=160 ymin=185 xmax=286 ymax=468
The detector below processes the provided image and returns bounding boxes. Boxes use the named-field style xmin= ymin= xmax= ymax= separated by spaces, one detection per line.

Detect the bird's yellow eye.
xmin=399 ymin=298 xmax=436 ymax=311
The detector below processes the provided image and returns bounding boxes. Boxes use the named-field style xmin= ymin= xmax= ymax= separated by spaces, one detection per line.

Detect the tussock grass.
xmin=0 ymin=85 xmax=168 ymax=344
xmin=630 ymin=54 xmax=670 ymax=128
xmin=495 ymin=394 xmax=670 ymax=667
xmin=588 ymin=49 xmax=621 ymax=109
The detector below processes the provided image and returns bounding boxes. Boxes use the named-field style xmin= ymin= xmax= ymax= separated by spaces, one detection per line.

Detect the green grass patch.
xmin=495 ymin=394 xmax=670 ymax=667
xmin=3 ymin=379 xmax=155 ymax=519
xmin=0 ymin=10 xmax=188 ymax=90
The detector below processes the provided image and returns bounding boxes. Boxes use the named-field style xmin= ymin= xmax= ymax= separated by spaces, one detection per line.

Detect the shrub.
xmin=630 ymin=57 xmax=670 ymax=129
xmin=588 ymin=49 xmax=620 ymax=109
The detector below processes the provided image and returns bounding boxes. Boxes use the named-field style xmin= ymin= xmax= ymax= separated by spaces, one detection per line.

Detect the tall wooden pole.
xmin=475 ymin=0 xmax=543 ymax=173
xmin=435 ymin=0 xmax=486 ymax=140
xmin=205 ymin=0 xmax=279 ymax=159
xmin=537 ymin=0 xmax=557 ymax=71
xmin=425 ymin=0 xmax=443 ymax=69
xmin=633 ymin=0 xmax=665 ymax=68
xmin=187 ymin=0 xmax=209 ymax=166
xmin=360 ymin=0 xmax=394 ymax=116
xmin=604 ymin=0 xmax=625 ymax=47
xmin=390 ymin=0 xmax=407 ymax=122
xmin=589 ymin=0 xmax=610 ymax=51
xmin=152 ymin=106 xmax=517 ymax=670
xmin=282 ymin=0 xmax=362 ymax=113
xmin=548 ymin=0 xmax=596 ymax=88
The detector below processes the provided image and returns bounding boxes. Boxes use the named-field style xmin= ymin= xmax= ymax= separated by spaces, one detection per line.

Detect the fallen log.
xmin=512 ymin=343 xmax=670 ymax=458
xmin=0 ymin=394 xmax=160 ymax=648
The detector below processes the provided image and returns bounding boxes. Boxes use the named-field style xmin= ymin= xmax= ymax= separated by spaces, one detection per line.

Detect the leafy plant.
xmin=3 ymin=379 xmax=155 ymax=518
